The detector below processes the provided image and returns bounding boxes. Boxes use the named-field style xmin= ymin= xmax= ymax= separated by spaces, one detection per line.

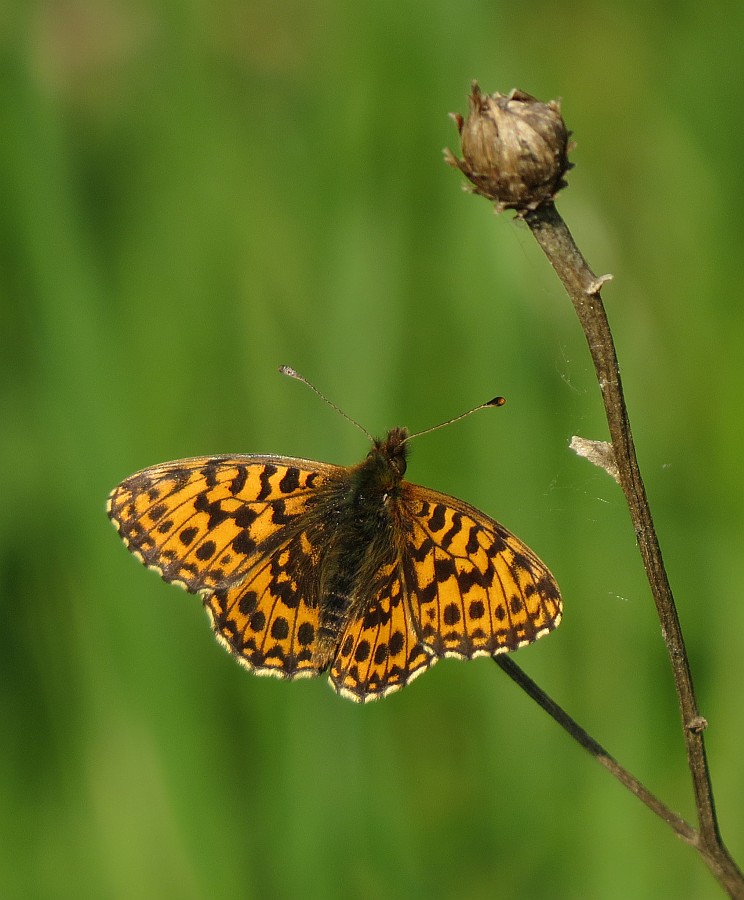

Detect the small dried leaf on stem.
xmin=570 ymin=436 xmax=620 ymax=483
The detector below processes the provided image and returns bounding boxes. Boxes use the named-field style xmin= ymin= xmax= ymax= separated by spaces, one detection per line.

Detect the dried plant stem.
xmin=494 ymin=656 xmax=696 ymax=842
xmin=518 ymin=200 xmax=743 ymax=896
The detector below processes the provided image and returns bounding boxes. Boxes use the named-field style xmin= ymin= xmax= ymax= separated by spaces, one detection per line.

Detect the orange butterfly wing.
xmin=203 ymin=529 xmax=328 ymax=680
xmin=401 ymin=485 xmax=562 ymax=659
xmin=108 ymin=455 xmax=340 ymax=678
xmin=329 ymin=485 xmax=561 ymax=702
xmin=330 ymin=561 xmax=435 ymax=702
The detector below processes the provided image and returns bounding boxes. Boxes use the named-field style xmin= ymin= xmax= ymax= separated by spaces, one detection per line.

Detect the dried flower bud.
xmin=444 ymin=82 xmax=572 ymax=213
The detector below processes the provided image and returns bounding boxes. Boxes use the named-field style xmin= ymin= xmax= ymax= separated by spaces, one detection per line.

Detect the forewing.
xmin=402 ymin=485 xmax=562 ymax=658
xmin=330 ymin=561 xmax=435 ymax=702
xmin=107 ymin=454 xmax=337 ymax=593
xmin=109 ymin=454 xmax=342 ymax=681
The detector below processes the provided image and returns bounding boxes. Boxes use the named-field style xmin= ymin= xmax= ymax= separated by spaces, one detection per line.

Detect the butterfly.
xmin=107 ymin=369 xmax=562 ymax=702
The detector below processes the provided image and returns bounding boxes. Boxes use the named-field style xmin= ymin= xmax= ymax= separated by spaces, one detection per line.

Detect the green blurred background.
xmin=2 ymin=1 xmax=743 ymax=897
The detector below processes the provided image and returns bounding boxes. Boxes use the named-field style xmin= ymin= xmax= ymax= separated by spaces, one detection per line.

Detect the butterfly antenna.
xmin=405 ymin=396 xmax=506 ymax=442
xmin=279 ymin=365 xmax=374 ymax=441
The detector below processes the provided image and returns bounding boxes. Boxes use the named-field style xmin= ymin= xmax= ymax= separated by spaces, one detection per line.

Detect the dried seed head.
xmin=444 ymin=82 xmax=573 ymax=213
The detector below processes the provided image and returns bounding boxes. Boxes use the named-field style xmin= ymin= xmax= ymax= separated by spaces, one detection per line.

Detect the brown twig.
xmin=493 ymin=656 xmax=696 ymax=843
xmin=522 ymin=200 xmax=744 ymax=896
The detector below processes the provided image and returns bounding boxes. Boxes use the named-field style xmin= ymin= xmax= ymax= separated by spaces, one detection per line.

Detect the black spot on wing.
xmin=279 ymin=467 xmax=301 ymax=493
xmin=235 ymin=507 xmax=259 ymax=528
xmin=465 ymin=525 xmax=480 ymax=555
xmin=230 ymin=466 xmax=248 ymax=495
xmin=410 ymin=537 xmax=434 ymax=563
xmin=257 ymin=465 xmax=276 ymax=501
xmin=201 ymin=462 xmax=220 ymax=488
xmin=195 ymin=540 xmax=217 ymax=560
xmin=427 ymin=503 xmax=446 ymax=532
xmin=193 ymin=493 xmax=230 ymax=529
xmin=180 ymin=527 xmax=198 ymax=546
xmin=270 ymin=499 xmax=292 ymax=526
xmin=441 ymin=512 xmax=462 ymax=549
xmin=232 ymin=530 xmax=257 ymax=556
xmin=434 ymin=557 xmax=456 ymax=582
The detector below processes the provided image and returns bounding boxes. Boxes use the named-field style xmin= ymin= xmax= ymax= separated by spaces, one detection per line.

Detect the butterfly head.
xmin=369 ymin=426 xmax=409 ymax=483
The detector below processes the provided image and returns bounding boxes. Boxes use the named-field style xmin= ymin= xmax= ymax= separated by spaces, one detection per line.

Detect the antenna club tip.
xmin=487 ymin=396 xmax=506 ymax=407
xmin=278 ymin=365 xmax=298 ymax=378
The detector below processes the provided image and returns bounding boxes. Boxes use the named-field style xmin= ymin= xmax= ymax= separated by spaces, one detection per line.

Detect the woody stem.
xmin=518 ymin=200 xmax=743 ymax=896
